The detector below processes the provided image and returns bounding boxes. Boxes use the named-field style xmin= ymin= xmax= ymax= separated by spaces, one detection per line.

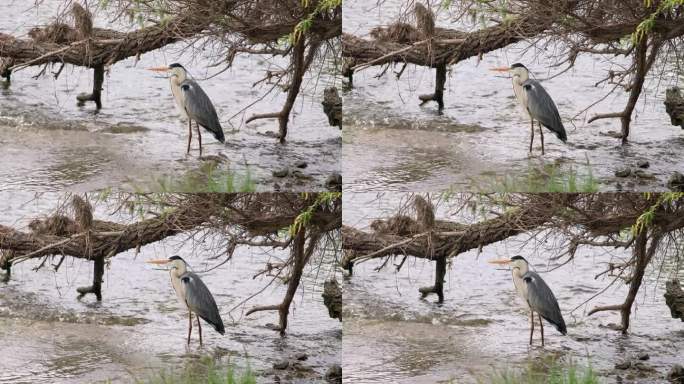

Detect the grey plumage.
xmin=522 ymin=79 xmax=567 ymax=143
xmin=499 ymin=255 xmax=567 ymax=345
xmin=521 ymin=270 xmax=567 ymax=335
xmin=180 ymin=79 xmax=225 ymax=144
xmin=180 ymin=271 xmax=225 ymax=334
xmin=506 ymin=63 xmax=568 ymax=154
xmin=149 ymin=255 xmax=225 ymax=345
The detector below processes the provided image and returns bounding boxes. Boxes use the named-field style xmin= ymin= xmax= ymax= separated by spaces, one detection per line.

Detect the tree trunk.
xmin=620 ymin=37 xmax=648 ymax=145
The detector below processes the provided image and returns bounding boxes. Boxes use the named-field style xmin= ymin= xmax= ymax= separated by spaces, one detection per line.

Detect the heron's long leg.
xmin=529 ymin=309 xmax=535 ymax=345
xmin=529 ymin=119 xmax=535 ymax=153
xmin=538 ymin=122 xmax=545 ymax=155
xmin=196 ymin=123 xmax=203 ymax=157
xmin=538 ymin=313 xmax=545 ymax=346
xmin=187 ymin=311 xmax=192 ymax=345
xmin=187 ymin=120 xmax=193 ymax=155
xmin=197 ymin=316 xmax=203 ymax=346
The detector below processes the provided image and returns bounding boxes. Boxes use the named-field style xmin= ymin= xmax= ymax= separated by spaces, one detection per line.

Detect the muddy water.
xmin=343 ymin=0 xmax=684 ymax=192
xmin=0 ymin=192 xmax=341 ymax=383
xmin=0 ymin=1 xmax=341 ymax=192
xmin=342 ymin=193 xmax=684 ymax=383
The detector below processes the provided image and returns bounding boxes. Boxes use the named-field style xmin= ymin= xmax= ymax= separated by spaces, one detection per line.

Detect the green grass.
xmin=132 ymin=162 xmax=256 ymax=192
xmin=134 ymin=357 xmax=257 ymax=384
xmin=478 ymin=158 xmax=599 ymax=193
xmin=478 ymin=358 xmax=600 ymax=384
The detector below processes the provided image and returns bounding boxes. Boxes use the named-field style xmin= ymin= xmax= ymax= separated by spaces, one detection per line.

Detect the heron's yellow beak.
xmin=487 ymin=259 xmax=511 ymax=265
xmin=147 ymin=66 xmax=171 ymax=73
xmin=145 ymin=259 xmax=170 ymax=265
xmin=490 ymin=66 xmax=511 ymax=72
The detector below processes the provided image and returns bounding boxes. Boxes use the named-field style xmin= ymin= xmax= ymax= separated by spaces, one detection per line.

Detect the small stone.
xmin=273 ymin=360 xmax=289 ymax=370
xmin=325 ymin=364 xmax=342 ymax=383
xmin=637 ymin=353 xmax=650 ymax=361
xmin=294 ymin=352 xmax=308 ymax=361
xmin=634 ymin=362 xmax=655 ymax=372
xmin=615 ymin=167 xmax=632 ymax=178
xmin=292 ymin=170 xmax=312 ymax=180
xmin=272 ymin=168 xmax=289 ymax=178
xmin=668 ymin=172 xmax=684 ymax=191
xmin=668 ymin=364 xmax=684 ymax=384
xmin=294 ymin=160 xmax=308 ymax=169
xmin=637 ymin=160 xmax=650 ymax=168
xmin=634 ymin=170 xmax=656 ymax=180
xmin=615 ymin=361 xmax=631 ymax=370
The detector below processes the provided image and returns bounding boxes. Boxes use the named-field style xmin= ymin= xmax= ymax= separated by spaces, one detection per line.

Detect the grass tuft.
xmin=131 ymin=162 xmax=256 ymax=193
xmin=134 ymin=356 xmax=257 ymax=384
xmin=478 ymin=357 xmax=600 ymax=384
xmin=477 ymin=157 xmax=599 ymax=193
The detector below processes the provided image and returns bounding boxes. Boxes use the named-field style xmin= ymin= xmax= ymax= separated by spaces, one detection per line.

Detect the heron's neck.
xmin=169 ymin=266 xmax=185 ymax=279
xmin=511 ymin=265 xmax=527 ymax=279
xmin=170 ymin=73 xmax=186 ymax=86
xmin=512 ymin=73 xmax=527 ymax=85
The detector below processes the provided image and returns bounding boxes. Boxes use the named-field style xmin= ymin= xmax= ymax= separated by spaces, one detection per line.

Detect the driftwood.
xmin=665 ymin=87 xmax=684 ymax=129
xmin=0 ymin=193 xmax=341 ymax=301
xmin=0 ymin=9 xmax=205 ymax=109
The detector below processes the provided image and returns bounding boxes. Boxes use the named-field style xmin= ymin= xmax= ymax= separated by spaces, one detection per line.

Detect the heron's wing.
xmin=522 ymin=79 xmax=567 ymax=142
xmin=522 ymin=271 xmax=567 ymax=334
xmin=181 ymin=272 xmax=225 ymax=334
xmin=180 ymin=80 xmax=225 ymax=143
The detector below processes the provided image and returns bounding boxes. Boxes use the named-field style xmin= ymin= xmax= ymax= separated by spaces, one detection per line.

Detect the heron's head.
xmin=488 ymin=255 xmax=529 ymax=274
xmin=146 ymin=255 xmax=188 ymax=275
xmin=146 ymin=63 xmax=187 ymax=82
xmin=490 ymin=63 xmax=529 ymax=81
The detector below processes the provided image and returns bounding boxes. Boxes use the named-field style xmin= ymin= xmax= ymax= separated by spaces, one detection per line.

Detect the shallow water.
xmin=0 ymin=0 xmax=341 ymax=192
xmin=343 ymin=0 xmax=684 ymax=192
xmin=0 ymin=192 xmax=341 ymax=383
xmin=342 ymin=193 xmax=684 ymax=383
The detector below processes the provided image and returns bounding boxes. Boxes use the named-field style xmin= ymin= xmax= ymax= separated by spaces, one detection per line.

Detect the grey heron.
xmin=489 ymin=255 xmax=567 ymax=346
xmin=148 ymin=63 xmax=225 ymax=157
xmin=146 ymin=255 xmax=225 ymax=346
xmin=492 ymin=63 xmax=567 ymax=155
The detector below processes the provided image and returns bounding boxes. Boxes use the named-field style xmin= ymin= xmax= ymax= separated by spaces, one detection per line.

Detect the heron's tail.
xmin=202 ymin=123 xmax=225 ymax=144
xmin=542 ymin=314 xmax=567 ymax=335
xmin=545 ymin=122 xmax=567 ymax=143
xmin=201 ymin=314 xmax=225 ymax=335
xmin=211 ymin=125 xmax=225 ymax=144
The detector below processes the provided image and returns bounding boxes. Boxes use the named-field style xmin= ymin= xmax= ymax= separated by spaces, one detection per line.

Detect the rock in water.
xmin=325 ymin=364 xmax=342 ymax=383
xmin=668 ymin=172 xmax=684 ymax=191
xmin=664 ymin=279 xmax=684 ymax=321
xmin=668 ymin=364 xmax=684 ymax=384
xmin=322 ymin=279 xmax=342 ymax=321
xmin=322 ymin=87 xmax=342 ymax=129
xmin=615 ymin=167 xmax=632 ymax=177
xmin=664 ymin=87 xmax=684 ymax=129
